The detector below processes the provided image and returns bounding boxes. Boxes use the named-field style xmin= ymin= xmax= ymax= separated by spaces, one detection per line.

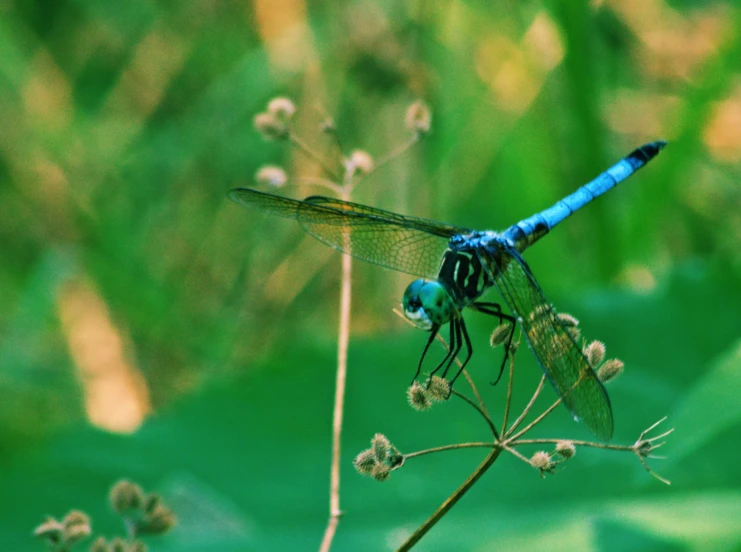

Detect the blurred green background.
xmin=2 ymin=0 xmax=741 ymax=550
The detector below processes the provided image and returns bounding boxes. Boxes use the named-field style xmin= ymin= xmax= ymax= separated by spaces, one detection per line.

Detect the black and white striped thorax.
xmin=438 ymin=231 xmax=503 ymax=306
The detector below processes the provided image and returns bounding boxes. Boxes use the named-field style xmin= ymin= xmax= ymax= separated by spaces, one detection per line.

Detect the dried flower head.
xmin=425 ymin=376 xmax=451 ymax=402
xmin=407 ymin=381 xmax=432 ymax=411
xmin=371 ymin=433 xmax=391 ymax=463
xmin=555 ymin=440 xmax=576 ymax=459
xmin=144 ymin=494 xmax=161 ymax=516
xmin=490 ymin=323 xmax=512 ymax=348
xmin=530 ymin=451 xmax=555 ymax=476
xmin=136 ymin=504 xmax=177 ymax=535
xmin=128 ymin=541 xmax=148 ymax=552
xmin=346 ymin=149 xmax=374 ymax=175
xmin=557 ymin=313 xmax=579 ymax=327
xmin=371 ymin=463 xmax=391 ymax=482
xmin=110 ymin=480 xmax=144 ymax=514
xmin=110 ymin=537 xmax=128 ymax=552
xmin=255 ymin=165 xmax=288 ymax=187
xmin=33 ymin=517 xmax=64 ymax=544
xmin=405 ymin=100 xmax=432 ymax=135
xmin=62 ymin=510 xmax=90 ymax=530
xmin=254 ymin=112 xmax=289 ymax=140
xmin=62 ymin=510 xmax=91 ymax=544
xmin=353 ymin=449 xmax=377 ymax=475
xmin=267 ymin=97 xmax=296 ymax=120
xmin=90 ymin=536 xmax=109 ymax=552
xmin=597 ymin=358 xmax=624 ymax=383
xmin=584 ymin=340 xmax=606 ymax=367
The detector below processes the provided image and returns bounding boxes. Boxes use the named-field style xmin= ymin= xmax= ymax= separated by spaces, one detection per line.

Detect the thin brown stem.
xmin=508 ymin=394 xmax=562 ymax=442
xmin=370 ymin=134 xmax=420 ymax=175
xmin=451 ymin=389 xmax=499 ymax=439
xmin=433 ymin=335 xmax=497 ymax=437
xmin=396 ymin=447 xmax=503 ymax=551
xmin=502 ymin=445 xmax=535 ymax=466
xmin=462 ymin=368 xmax=491 ymax=424
xmin=404 ymin=442 xmax=495 ymax=459
xmin=290 ymin=131 xmax=341 ymax=181
xmin=318 ymin=186 xmax=353 ymax=552
xmin=505 ymin=375 xmax=546 ymax=438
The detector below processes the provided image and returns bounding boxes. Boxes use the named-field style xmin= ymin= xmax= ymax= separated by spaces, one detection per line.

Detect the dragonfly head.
xmin=402 ymin=279 xmax=456 ymax=330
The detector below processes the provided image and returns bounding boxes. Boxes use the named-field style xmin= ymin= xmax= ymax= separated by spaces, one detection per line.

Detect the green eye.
xmin=402 ymin=280 xmax=455 ymax=328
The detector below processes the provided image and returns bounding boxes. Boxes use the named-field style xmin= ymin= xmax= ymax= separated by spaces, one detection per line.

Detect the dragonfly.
xmin=229 ymin=141 xmax=666 ymax=440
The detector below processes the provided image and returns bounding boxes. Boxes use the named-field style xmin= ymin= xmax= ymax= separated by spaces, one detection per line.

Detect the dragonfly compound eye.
xmin=418 ymin=282 xmax=455 ymax=325
xmin=402 ymin=279 xmax=434 ymax=330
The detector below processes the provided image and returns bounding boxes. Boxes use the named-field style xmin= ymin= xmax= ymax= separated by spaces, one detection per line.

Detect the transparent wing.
xmin=479 ymin=241 xmax=614 ymax=441
xmin=228 ymin=188 xmax=470 ymax=279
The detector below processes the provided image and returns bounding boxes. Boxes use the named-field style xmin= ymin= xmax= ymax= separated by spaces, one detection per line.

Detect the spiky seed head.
xmin=63 ymin=523 xmax=91 ymax=545
xmin=407 ymin=382 xmax=432 ymax=411
xmin=567 ymin=326 xmax=581 ymax=342
xmin=426 ymin=376 xmax=451 ymax=402
xmin=33 ymin=517 xmax=64 ymax=543
xmin=371 ymin=463 xmax=391 ymax=482
xmin=584 ymin=340 xmax=606 ymax=367
xmin=597 ymin=358 xmax=624 ymax=383
xmin=143 ymin=494 xmax=161 ymax=516
xmin=557 ymin=313 xmax=579 ymax=327
xmin=128 ymin=540 xmax=148 ymax=552
xmin=530 ymin=451 xmax=551 ymax=469
xmin=353 ymin=449 xmax=376 ymax=475
xmin=346 ymin=149 xmax=374 ymax=175
xmin=371 ymin=433 xmax=391 ymax=462
xmin=531 ymin=451 xmax=554 ymax=476
xmin=110 ymin=480 xmax=144 ymax=514
xmin=89 ymin=536 xmax=109 ymax=552
xmin=110 ymin=537 xmax=128 ymax=552
xmin=253 ymin=112 xmax=289 ymax=140
xmin=255 ymin=165 xmax=287 ymax=187
xmin=62 ymin=510 xmax=91 ymax=543
xmin=490 ymin=323 xmax=511 ymax=348
xmin=405 ymin=100 xmax=431 ymax=135
xmin=387 ymin=451 xmax=405 ymax=469
xmin=555 ymin=440 xmax=576 ymax=459
xmin=267 ymin=97 xmax=296 ymax=120
xmin=62 ymin=510 xmax=90 ymax=529
xmin=137 ymin=504 xmax=177 ymax=535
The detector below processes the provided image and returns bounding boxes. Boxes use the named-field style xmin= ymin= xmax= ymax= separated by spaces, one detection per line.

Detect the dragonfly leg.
xmin=448 ymin=317 xmax=473 ymax=386
xmin=412 ymin=325 xmax=440 ymax=386
xmin=428 ymin=322 xmax=457 ymax=382
xmin=471 ymin=301 xmax=517 ymax=385
xmin=440 ymin=318 xmax=462 ymax=380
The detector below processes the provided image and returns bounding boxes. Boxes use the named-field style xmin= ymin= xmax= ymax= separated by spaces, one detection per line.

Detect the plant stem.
xmin=404 ymin=442 xmax=495 ymax=459
xmin=451 ymin=389 xmax=499 ymax=439
xmin=396 ymin=447 xmax=503 ymax=551
xmin=290 ymin=131 xmax=341 ymax=181
xmin=508 ymin=394 xmax=562 ymax=441
xmin=318 ymin=187 xmax=353 ymax=552
xmin=505 ymin=375 xmax=546 ymax=438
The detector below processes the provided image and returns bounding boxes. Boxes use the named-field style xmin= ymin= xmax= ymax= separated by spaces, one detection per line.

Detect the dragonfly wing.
xmin=228 ymin=188 xmax=469 ymax=279
xmin=478 ymin=241 xmax=614 ymax=441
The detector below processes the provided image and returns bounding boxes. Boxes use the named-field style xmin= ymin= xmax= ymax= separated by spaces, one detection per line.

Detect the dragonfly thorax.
xmin=402 ymin=279 xmax=457 ymax=330
xmin=437 ymin=245 xmax=495 ymax=307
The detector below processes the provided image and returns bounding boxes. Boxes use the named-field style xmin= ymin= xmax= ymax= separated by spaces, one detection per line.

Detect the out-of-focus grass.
xmin=1 ymin=1 xmax=740 ymax=550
